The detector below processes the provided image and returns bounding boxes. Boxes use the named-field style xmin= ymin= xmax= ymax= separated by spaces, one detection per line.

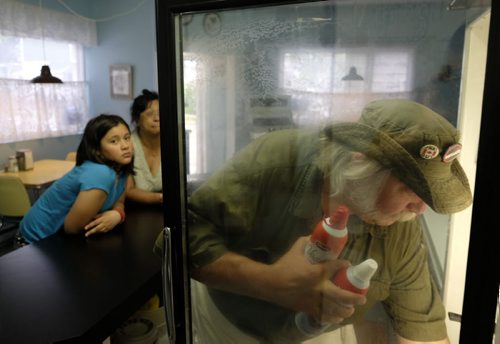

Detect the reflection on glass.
xmin=180 ymin=1 xmax=490 ymax=342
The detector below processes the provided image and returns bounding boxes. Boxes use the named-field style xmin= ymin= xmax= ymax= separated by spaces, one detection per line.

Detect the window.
xmin=372 ymin=51 xmax=412 ymax=93
xmin=0 ymin=1 xmax=96 ymax=144
xmin=283 ymin=51 xmax=334 ymax=93
xmin=184 ymin=55 xmax=200 ymax=175
xmin=0 ymin=36 xmax=83 ymax=82
xmin=281 ymin=47 xmax=414 ymax=125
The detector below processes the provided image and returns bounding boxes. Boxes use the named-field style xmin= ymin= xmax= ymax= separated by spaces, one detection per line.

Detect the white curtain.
xmin=0 ymin=0 xmax=97 ymax=46
xmin=0 ymin=1 xmax=95 ymax=144
xmin=0 ymin=80 xmax=90 ymax=143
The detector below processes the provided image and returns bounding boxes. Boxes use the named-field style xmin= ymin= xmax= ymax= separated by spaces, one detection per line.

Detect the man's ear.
xmin=351 ymin=152 xmax=367 ymax=161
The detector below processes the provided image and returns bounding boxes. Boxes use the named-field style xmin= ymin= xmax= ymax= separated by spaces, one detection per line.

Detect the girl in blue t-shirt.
xmin=19 ymin=114 xmax=134 ymax=243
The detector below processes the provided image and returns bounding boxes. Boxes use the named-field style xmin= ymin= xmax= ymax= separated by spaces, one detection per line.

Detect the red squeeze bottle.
xmin=304 ymin=206 xmax=350 ymax=263
xmin=331 ymin=258 xmax=378 ymax=301
xmin=295 ymin=258 xmax=378 ymax=337
xmin=295 ymin=206 xmax=350 ymax=337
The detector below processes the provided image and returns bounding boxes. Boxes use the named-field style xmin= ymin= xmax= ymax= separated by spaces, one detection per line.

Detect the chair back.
xmin=65 ymin=151 xmax=77 ymax=162
xmin=0 ymin=176 xmax=31 ymax=217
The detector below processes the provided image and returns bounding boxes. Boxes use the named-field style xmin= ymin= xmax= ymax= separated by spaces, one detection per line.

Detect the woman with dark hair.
xmin=19 ymin=114 xmax=134 ymax=243
xmin=126 ymin=89 xmax=163 ymax=204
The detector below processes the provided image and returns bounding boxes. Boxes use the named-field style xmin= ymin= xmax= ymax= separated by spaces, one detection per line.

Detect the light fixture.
xmin=342 ymin=66 xmax=364 ymax=81
xmin=31 ymin=65 xmax=63 ymax=84
xmin=31 ymin=0 xmax=63 ymax=83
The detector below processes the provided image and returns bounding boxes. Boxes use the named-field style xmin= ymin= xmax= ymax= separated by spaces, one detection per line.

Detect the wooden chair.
xmin=0 ymin=175 xmax=31 ymax=233
xmin=65 ymin=151 xmax=77 ymax=162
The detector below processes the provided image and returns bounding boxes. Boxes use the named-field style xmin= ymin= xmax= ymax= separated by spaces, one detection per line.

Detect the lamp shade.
xmin=342 ymin=66 xmax=364 ymax=81
xmin=31 ymin=65 xmax=63 ymax=83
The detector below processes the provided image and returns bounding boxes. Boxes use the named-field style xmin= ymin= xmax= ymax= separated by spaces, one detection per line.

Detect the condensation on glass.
xmin=179 ymin=1 xmax=491 ymax=343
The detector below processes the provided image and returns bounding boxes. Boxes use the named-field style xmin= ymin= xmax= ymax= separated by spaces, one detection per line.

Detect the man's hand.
xmin=192 ymin=236 xmax=366 ymax=325
xmin=266 ymin=236 xmax=366 ymax=323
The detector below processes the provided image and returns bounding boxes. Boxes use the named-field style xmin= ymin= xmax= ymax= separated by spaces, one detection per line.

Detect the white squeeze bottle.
xmin=295 ymin=206 xmax=350 ymax=336
xmin=296 ymin=258 xmax=378 ymax=336
xmin=331 ymin=258 xmax=378 ymax=298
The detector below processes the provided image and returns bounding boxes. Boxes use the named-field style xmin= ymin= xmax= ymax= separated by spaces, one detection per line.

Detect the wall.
xmin=0 ymin=0 xmax=157 ymax=163
xmin=0 ymin=135 xmax=82 ymax=163
xmin=85 ymin=0 xmax=158 ymax=123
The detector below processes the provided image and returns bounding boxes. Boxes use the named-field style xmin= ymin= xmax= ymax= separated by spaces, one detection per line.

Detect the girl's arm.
xmin=83 ymin=191 xmax=127 ymax=237
xmin=64 ymin=189 xmax=108 ymax=235
xmin=112 ymin=190 xmax=126 ymax=214
xmin=64 ymin=189 xmax=124 ymax=237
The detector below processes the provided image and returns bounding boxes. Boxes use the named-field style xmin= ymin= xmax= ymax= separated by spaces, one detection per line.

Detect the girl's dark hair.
xmin=76 ymin=114 xmax=134 ymax=175
xmin=130 ymin=89 xmax=159 ymax=125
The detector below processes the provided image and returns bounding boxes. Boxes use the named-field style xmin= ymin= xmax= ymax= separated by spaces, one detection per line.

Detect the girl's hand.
xmin=83 ymin=210 xmax=121 ymax=237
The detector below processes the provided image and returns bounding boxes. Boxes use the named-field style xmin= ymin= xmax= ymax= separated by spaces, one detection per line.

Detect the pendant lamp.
xmin=342 ymin=66 xmax=364 ymax=81
xmin=31 ymin=1 xmax=63 ymax=83
xmin=31 ymin=65 xmax=63 ymax=83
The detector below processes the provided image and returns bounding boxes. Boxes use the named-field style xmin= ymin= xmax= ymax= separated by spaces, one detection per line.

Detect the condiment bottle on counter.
xmin=8 ymin=156 xmax=18 ymax=172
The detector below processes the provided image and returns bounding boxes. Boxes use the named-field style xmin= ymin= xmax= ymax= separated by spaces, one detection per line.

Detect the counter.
xmin=0 ymin=203 xmax=164 ymax=343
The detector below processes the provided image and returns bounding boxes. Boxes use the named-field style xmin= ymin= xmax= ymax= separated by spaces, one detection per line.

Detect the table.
xmin=0 ymin=159 xmax=75 ymax=201
xmin=0 ymin=203 xmax=164 ymax=344
xmin=0 ymin=159 xmax=75 ymax=189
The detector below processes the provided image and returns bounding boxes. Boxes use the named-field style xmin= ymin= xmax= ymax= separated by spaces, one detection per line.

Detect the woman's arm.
xmin=126 ymin=175 xmax=163 ymax=204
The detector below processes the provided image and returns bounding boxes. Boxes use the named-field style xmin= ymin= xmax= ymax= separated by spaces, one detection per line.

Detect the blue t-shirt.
xmin=20 ymin=161 xmax=127 ymax=243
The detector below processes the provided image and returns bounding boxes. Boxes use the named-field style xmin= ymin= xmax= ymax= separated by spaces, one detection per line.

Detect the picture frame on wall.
xmin=109 ymin=64 xmax=133 ymax=99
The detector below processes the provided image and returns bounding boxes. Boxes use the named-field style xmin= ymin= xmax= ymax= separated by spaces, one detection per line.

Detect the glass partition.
xmin=167 ymin=1 xmax=492 ymax=342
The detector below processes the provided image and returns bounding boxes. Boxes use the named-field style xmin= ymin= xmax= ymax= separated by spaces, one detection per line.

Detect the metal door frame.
xmin=155 ymin=1 xmax=498 ymax=342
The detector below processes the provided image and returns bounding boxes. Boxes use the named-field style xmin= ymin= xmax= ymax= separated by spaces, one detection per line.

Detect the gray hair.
xmin=316 ymin=135 xmax=391 ymax=212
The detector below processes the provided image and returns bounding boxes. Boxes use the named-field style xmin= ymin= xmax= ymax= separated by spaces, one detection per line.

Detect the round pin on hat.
xmin=419 ymin=144 xmax=440 ymax=160
xmin=442 ymin=143 xmax=462 ymax=163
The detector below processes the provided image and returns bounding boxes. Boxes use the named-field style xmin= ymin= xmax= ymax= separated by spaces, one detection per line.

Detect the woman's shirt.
xmin=131 ymin=131 xmax=162 ymax=192
xmin=20 ymin=161 xmax=127 ymax=243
